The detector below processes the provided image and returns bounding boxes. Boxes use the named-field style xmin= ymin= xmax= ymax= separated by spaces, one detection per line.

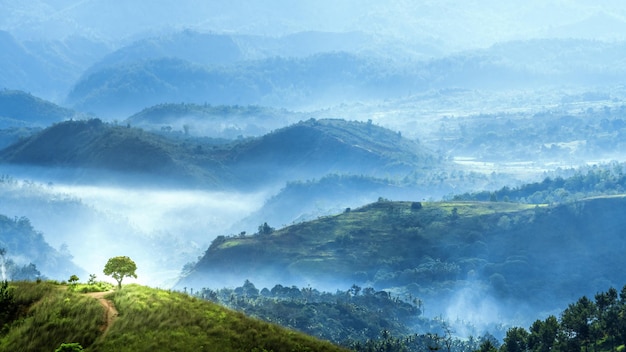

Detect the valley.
xmin=2 ymin=2 xmax=626 ymax=351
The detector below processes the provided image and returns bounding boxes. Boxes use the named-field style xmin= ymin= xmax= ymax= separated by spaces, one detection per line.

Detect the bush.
xmin=55 ymin=342 xmax=84 ymax=351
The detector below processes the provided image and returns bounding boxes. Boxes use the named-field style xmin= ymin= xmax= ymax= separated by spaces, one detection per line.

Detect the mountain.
xmin=0 ymin=282 xmax=346 ymax=351
xmin=0 ymin=90 xmax=87 ymax=150
xmin=66 ymin=38 xmax=626 ymax=117
xmin=88 ymin=30 xmax=373 ymax=69
xmin=180 ymin=196 xmax=626 ymax=321
xmin=0 ymin=118 xmax=438 ymax=188
xmin=65 ymin=53 xmax=398 ymax=117
xmin=0 ymin=31 xmax=109 ymax=101
xmin=224 ymin=118 xmax=438 ymax=186
xmin=0 ymin=90 xmax=81 ymax=128
xmin=542 ymin=11 xmax=626 ymax=41
xmin=0 ymin=119 xmax=224 ymax=185
xmin=0 ymin=31 xmax=50 ymax=95
xmin=0 ymin=119 xmax=171 ymax=170
xmin=85 ymin=31 xmax=244 ymax=75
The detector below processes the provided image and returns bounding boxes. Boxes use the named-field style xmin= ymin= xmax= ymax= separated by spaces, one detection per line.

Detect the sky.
xmin=2 ymin=0 xmax=626 ymax=51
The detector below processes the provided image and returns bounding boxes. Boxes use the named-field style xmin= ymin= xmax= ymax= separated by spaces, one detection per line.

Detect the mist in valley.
xmin=3 ymin=1 xmax=626 ymax=349
xmin=0 ymin=165 xmax=270 ymax=286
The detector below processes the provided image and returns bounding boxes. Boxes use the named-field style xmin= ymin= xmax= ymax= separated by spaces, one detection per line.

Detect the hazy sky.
xmin=2 ymin=0 xmax=626 ymax=50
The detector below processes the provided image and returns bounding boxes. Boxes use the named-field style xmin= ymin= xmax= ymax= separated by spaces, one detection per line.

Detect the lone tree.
xmin=103 ymin=256 xmax=137 ymax=289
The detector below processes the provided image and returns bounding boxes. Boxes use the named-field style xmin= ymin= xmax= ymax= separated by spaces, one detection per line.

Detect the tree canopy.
xmin=103 ymin=256 xmax=137 ymax=289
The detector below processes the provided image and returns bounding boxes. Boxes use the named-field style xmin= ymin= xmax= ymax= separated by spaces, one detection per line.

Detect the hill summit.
xmin=0 ymin=282 xmax=346 ymax=351
xmin=180 ymin=196 xmax=626 ymax=320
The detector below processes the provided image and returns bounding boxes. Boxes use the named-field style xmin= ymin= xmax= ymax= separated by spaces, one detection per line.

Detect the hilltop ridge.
xmin=0 ymin=118 xmax=438 ymax=188
xmin=180 ymin=196 xmax=626 ymax=318
xmin=0 ymin=282 xmax=346 ymax=351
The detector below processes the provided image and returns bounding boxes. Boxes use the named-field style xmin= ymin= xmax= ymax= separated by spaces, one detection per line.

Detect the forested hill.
xmin=0 ymin=119 xmax=205 ymax=184
xmin=0 ymin=90 xmax=80 ymax=128
xmin=0 ymin=118 xmax=438 ymax=188
xmin=125 ymin=103 xmax=303 ymax=138
xmin=0 ymin=214 xmax=83 ymax=280
xmin=180 ymin=196 xmax=626 ymax=318
xmin=224 ymin=118 xmax=439 ymax=185
xmin=66 ymin=38 xmax=626 ymax=117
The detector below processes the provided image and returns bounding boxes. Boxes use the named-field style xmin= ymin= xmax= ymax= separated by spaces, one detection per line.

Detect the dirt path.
xmin=86 ymin=291 xmax=118 ymax=336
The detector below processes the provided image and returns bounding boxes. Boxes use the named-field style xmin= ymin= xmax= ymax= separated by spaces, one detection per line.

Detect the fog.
xmin=0 ymin=166 xmax=271 ymax=286
xmin=50 ymin=184 xmax=267 ymax=237
xmin=4 ymin=1 xmax=626 ymax=49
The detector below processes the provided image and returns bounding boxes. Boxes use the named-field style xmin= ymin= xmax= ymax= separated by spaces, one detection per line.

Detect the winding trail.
xmin=86 ymin=291 xmax=118 ymax=336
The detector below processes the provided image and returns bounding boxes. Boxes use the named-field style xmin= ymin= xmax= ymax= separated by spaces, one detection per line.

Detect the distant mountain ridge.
xmin=0 ymin=90 xmax=81 ymax=128
xmin=0 ymin=119 xmax=178 ymax=173
xmin=0 ymin=31 xmax=109 ymax=101
xmin=126 ymin=103 xmax=303 ymax=138
xmin=65 ymin=38 xmax=626 ymax=117
xmin=0 ymin=118 xmax=438 ymax=188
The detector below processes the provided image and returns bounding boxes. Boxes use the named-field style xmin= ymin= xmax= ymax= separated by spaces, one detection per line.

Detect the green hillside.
xmin=0 ymin=282 xmax=346 ymax=352
xmin=181 ymin=196 xmax=626 ymax=314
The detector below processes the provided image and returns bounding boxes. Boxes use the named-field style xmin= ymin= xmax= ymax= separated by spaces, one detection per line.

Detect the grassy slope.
xmin=185 ymin=196 xmax=626 ymax=309
xmin=0 ymin=282 xmax=346 ymax=352
xmin=187 ymin=200 xmax=537 ymax=286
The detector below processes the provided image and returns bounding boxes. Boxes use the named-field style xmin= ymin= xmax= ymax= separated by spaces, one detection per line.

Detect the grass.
xmin=0 ymin=281 xmax=104 ymax=352
xmin=91 ymin=284 xmax=346 ymax=352
xmin=0 ymin=282 xmax=347 ymax=352
xmin=69 ymin=282 xmax=114 ymax=294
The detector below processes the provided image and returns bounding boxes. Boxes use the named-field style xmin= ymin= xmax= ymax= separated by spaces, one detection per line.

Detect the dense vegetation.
xmin=192 ymin=280 xmax=421 ymax=344
xmin=454 ymin=161 xmax=626 ymax=204
xmin=496 ymin=285 xmax=626 ymax=352
xmin=0 ymin=281 xmax=347 ymax=352
xmin=190 ymin=279 xmax=507 ymax=351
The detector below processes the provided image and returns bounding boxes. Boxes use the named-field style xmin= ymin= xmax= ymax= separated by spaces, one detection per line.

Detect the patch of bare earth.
xmin=86 ymin=291 xmax=118 ymax=336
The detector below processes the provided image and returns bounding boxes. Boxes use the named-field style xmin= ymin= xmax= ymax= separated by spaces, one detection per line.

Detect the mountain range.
xmin=0 ymin=118 xmax=438 ymax=188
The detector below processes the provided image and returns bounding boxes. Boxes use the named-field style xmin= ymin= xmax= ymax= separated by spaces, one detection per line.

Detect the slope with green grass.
xmin=0 ymin=282 xmax=347 ymax=352
xmin=181 ymin=195 xmax=626 ymax=315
